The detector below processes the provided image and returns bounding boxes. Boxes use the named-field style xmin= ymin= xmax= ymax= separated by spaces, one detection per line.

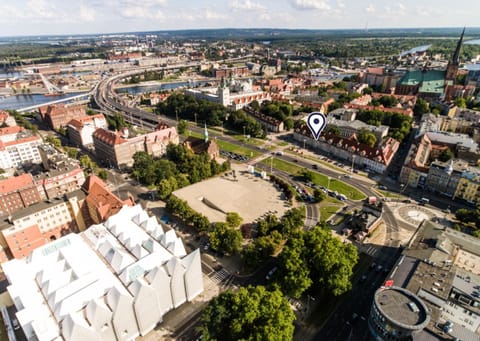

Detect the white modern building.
xmin=0 ymin=126 xmax=42 ymax=169
xmin=2 ymin=204 xmax=203 ymax=341
xmin=67 ymin=114 xmax=108 ymax=147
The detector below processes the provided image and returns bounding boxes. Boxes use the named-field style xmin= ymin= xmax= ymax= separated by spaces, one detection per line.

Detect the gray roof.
xmin=426 ymin=132 xmax=479 ymax=153
xmin=326 ymin=116 xmax=389 ymax=135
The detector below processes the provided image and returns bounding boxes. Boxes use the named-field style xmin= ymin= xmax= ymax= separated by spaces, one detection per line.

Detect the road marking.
xmin=208 ymin=269 xmax=231 ymax=285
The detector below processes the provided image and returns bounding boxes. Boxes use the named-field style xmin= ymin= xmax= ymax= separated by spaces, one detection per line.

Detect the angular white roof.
xmin=2 ymin=204 xmax=203 ymax=341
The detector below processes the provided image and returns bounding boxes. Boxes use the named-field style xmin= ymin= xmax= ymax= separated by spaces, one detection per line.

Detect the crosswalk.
xmin=362 ymin=245 xmax=379 ymax=257
xmin=208 ymin=268 xmax=232 ymax=286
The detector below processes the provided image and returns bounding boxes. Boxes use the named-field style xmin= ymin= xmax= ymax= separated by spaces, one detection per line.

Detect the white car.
xmin=266 ymin=267 xmax=278 ymax=280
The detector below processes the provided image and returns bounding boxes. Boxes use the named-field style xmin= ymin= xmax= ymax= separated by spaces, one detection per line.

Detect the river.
xmin=115 ymin=80 xmax=212 ymax=95
xmin=0 ymin=92 xmax=85 ymax=111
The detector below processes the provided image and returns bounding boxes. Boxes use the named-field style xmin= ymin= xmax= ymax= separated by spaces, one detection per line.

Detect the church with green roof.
xmin=395 ymin=28 xmax=465 ymax=99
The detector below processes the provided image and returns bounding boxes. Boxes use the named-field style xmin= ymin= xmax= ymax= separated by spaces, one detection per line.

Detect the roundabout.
xmin=397 ymin=205 xmax=436 ymax=225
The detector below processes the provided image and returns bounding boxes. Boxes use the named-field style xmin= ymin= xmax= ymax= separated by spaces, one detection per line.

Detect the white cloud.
xmin=337 ymin=0 xmax=345 ymax=9
xmin=382 ymin=3 xmax=407 ymax=17
xmin=289 ymin=0 xmax=331 ymax=11
xmin=204 ymin=9 xmax=228 ymax=20
xmin=26 ymin=0 xmax=58 ymax=19
xmin=79 ymin=4 xmax=96 ymax=22
xmin=119 ymin=6 xmax=165 ymax=19
xmin=230 ymin=0 xmax=266 ymax=11
xmin=365 ymin=4 xmax=375 ymax=13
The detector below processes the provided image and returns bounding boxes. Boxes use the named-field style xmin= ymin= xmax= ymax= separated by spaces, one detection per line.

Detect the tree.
xmin=278 ymin=236 xmax=312 ymax=298
xmin=305 ymin=226 xmax=358 ymax=296
xmin=64 ymin=146 xmax=78 ymax=159
xmin=438 ymin=148 xmax=454 ymax=162
xmin=454 ymin=97 xmax=467 ymax=108
xmin=200 ymin=286 xmax=295 ymax=341
xmin=79 ymin=155 xmax=96 ymax=172
xmin=97 ymin=169 xmax=108 ymax=181
xmin=327 ymin=126 xmax=340 ymax=136
xmin=44 ymin=134 xmax=62 ymax=148
xmin=378 ymin=95 xmax=399 ymax=108
xmin=177 ymin=119 xmax=188 ymax=134
xmin=313 ymin=188 xmax=326 ymax=202
xmin=209 ymin=223 xmax=243 ymax=255
xmin=226 ymin=212 xmax=243 ymax=228
xmin=358 ymin=129 xmax=377 ymax=147
xmin=414 ymin=98 xmax=429 ymax=116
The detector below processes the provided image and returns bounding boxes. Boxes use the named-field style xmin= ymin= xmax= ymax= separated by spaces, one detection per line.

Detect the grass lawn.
xmin=375 ymin=189 xmax=398 ymax=198
xmin=320 ymin=205 xmax=342 ymax=223
xmin=260 ymin=158 xmax=366 ymax=200
xmin=184 ymin=130 xmax=261 ymax=158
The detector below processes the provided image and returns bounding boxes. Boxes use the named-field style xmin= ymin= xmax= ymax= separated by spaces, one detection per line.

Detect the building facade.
xmin=0 ymin=128 xmax=42 ymax=169
xmin=67 ymin=114 xmax=108 ymax=147
xmin=92 ymin=125 xmax=179 ymax=169
xmin=0 ymin=174 xmax=42 ymax=217
xmin=0 ymin=197 xmax=78 ymax=259
xmin=293 ymin=128 xmax=399 ymax=174
xmin=2 ymin=204 xmax=203 ymax=341
xmin=40 ymin=103 xmax=87 ymax=130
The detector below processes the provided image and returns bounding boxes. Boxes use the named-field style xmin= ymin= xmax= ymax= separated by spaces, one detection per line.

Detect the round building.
xmin=368 ymin=286 xmax=430 ymax=341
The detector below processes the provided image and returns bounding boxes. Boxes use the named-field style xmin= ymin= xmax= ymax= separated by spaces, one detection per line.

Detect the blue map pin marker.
xmin=307 ymin=112 xmax=326 ymax=141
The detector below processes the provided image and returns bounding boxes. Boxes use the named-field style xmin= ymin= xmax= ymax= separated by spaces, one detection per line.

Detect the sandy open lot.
xmin=172 ymin=164 xmax=290 ymax=223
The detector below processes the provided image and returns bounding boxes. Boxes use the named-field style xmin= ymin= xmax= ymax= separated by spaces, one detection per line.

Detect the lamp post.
xmin=194 ymin=113 xmax=197 ymax=126
xmin=243 ymin=125 xmax=246 ymax=140
xmin=175 ymin=108 xmax=179 ymax=122
xmin=303 ymin=138 xmax=306 ymax=150
xmin=327 ymin=176 xmax=331 ymax=190
xmin=351 ymin=155 xmax=355 ymax=173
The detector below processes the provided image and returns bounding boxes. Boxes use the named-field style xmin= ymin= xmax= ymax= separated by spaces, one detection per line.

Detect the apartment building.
xmin=39 ymin=103 xmax=86 ymax=130
xmin=0 ymin=127 xmax=42 ymax=169
xmin=0 ymin=174 xmax=42 ymax=217
xmin=293 ymin=127 xmax=399 ymax=174
xmin=67 ymin=114 xmax=107 ymax=147
xmin=0 ymin=197 xmax=78 ymax=259
xmin=92 ymin=125 xmax=179 ymax=169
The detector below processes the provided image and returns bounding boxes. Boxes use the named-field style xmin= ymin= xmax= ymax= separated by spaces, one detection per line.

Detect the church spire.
xmin=452 ymin=27 xmax=465 ymax=65
xmin=445 ymin=27 xmax=466 ymax=81
xmin=204 ymin=123 xmax=209 ymax=143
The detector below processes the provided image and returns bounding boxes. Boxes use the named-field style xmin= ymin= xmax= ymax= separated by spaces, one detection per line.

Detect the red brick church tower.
xmin=445 ymin=27 xmax=465 ymax=81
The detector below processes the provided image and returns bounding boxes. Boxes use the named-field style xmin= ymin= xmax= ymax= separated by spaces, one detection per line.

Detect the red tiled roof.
xmin=83 ymin=175 xmax=134 ymax=222
xmin=0 ymin=126 xmax=24 ymax=136
xmin=297 ymin=127 xmax=399 ymax=165
xmin=0 ymin=111 xmax=11 ymax=123
xmin=344 ymin=103 xmax=413 ymax=117
xmin=0 ymin=174 xmax=34 ymax=194
xmin=67 ymin=114 xmax=105 ymax=130
xmin=92 ymin=128 xmax=127 ymax=145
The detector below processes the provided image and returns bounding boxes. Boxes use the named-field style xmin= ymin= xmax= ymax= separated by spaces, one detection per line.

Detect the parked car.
xmin=266 ymin=267 xmax=278 ymax=280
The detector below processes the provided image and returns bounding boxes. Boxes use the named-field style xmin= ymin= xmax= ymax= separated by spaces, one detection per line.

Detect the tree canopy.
xmin=276 ymin=225 xmax=358 ymax=298
xmin=132 ymin=144 xmax=230 ymax=198
xmin=200 ymin=286 xmax=295 ymax=341
xmin=209 ymin=222 xmax=243 ymax=255
xmin=356 ymin=109 xmax=412 ymax=142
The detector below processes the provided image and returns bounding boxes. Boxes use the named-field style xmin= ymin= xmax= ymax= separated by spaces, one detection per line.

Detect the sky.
xmin=0 ymin=0 xmax=478 ymax=37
